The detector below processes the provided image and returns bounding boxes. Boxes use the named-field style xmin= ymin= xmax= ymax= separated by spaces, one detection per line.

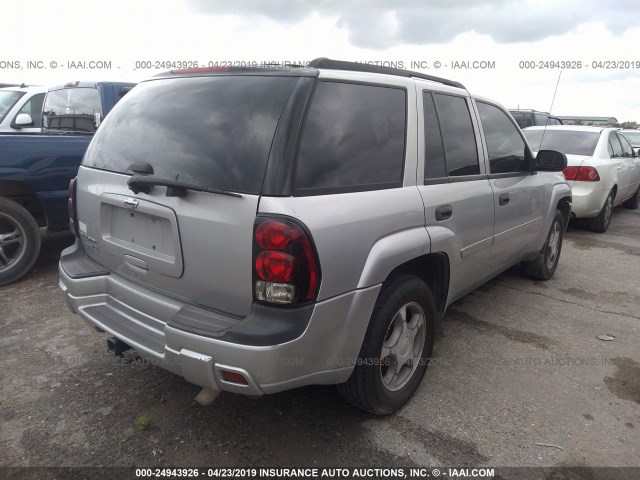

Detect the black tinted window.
xmin=44 ymin=87 xmax=102 ymax=132
xmin=523 ymin=130 xmax=600 ymax=156
xmin=609 ymin=133 xmax=623 ymax=157
xmin=478 ymin=102 xmax=530 ymax=174
xmin=83 ymin=76 xmax=297 ymax=194
xmin=295 ymin=81 xmax=406 ymax=193
xmin=423 ymin=92 xmax=446 ymax=179
xmin=433 ymin=94 xmax=479 ymax=176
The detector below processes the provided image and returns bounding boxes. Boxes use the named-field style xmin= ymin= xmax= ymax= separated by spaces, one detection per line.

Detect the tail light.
xmin=562 ymin=166 xmax=600 ymax=181
xmin=253 ymin=216 xmax=321 ymax=306
xmin=68 ymin=177 xmax=79 ymax=238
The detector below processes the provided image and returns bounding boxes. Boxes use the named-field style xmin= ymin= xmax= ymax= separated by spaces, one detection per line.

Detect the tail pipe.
xmin=107 ymin=336 xmax=132 ymax=357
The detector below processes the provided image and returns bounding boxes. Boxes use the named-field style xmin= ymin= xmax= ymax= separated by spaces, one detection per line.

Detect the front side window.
xmin=0 ymin=90 xmax=25 ymax=123
xmin=295 ymin=81 xmax=406 ymax=194
xmin=477 ymin=102 xmax=530 ymax=174
xmin=17 ymin=93 xmax=45 ymax=128
xmin=433 ymin=93 xmax=479 ymax=176
xmin=43 ymin=87 xmax=102 ymax=133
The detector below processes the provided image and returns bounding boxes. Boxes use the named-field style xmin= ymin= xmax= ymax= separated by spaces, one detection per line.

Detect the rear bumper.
xmin=59 ymin=242 xmax=380 ymax=396
xmin=570 ymin=181 xmax=609 ymax=218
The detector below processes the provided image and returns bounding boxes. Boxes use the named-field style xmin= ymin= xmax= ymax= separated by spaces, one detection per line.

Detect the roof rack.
xmin=308 ymin=58 xmax=465 ymax=89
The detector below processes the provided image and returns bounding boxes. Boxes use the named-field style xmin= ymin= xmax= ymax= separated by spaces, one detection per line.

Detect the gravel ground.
xmin=1 ymin=208 xmax=638 ymax=477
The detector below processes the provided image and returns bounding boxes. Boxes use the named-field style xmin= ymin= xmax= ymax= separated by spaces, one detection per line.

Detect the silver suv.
xmin=59 ymin=58 xmax=571 ymax=414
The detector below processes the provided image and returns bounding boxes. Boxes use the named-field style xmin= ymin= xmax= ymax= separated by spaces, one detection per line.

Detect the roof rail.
xmin=308 ymin=57 xmax=465 ymax=89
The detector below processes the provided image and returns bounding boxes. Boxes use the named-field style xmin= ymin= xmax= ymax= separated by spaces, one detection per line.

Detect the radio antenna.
xmin=539 ymin=71 xmax=562 ymax=151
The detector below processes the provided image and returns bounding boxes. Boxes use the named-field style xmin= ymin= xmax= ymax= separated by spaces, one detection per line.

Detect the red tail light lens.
xmin=253 ymin=217 xmax=321 ymax=305
xmin=221 ymin=370 xmax=248 ymax=385
xmin=563 ymin=166 xmax=599 ymax=182
xmin=255 ymin=251 xmax=297 ymax=282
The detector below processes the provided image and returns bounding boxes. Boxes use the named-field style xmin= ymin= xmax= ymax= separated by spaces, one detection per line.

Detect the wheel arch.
xmin=0 ymin=181 xmax=47 ymax=229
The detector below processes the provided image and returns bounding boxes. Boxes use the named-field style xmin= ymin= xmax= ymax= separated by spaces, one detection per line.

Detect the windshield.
xmin=83 ymin=75 xmax=297 ymax=194
xmin=43 ymin=87 xmax=102 ymax=133
xmin=0 ymin=90 xmax=25 ymax=123
xmin=523 ymin=129 xmax=601 ymax=156
xmin=620 ymin=131 xmax=640 ymax=146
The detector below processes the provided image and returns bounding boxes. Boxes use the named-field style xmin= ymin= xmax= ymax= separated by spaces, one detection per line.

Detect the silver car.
xmin=59 ymin=59 xmax=571 ymax=414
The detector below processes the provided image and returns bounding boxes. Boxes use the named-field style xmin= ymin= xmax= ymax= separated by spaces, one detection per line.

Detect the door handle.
xmin=435 ymin=204 xmax=453 ymax=221
xmin=499 ymin=193 xmax=510 ymax=206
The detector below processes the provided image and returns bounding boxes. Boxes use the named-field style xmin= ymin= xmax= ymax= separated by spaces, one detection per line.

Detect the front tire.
xmin=0 ymin=197 xmax=41 ymax=287
xmin=337 ymin=274 xmax=436 ymax=415
xmin=522 ymin=209 xmax=564 ymax=281
xmin=587 ymin=191 xmax=614 ymax=233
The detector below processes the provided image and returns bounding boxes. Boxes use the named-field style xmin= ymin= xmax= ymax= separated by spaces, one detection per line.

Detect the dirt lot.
xmin=1 ymin=208 xmax=639 ymax=474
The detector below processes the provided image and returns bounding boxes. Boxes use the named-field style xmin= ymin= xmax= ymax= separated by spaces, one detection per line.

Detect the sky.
xmin=2 ymin=0 xmax=640 ymax=122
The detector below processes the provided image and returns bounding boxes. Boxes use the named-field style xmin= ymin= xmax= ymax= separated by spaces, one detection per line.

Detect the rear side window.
xmin=617 ymin=133 xmax=633 ymax=157
xmin=609 ymin=133 xmax=623 ymax=157
xmin=83 ymin=76 xmax=298 ymax=194
xmin=43 ymin=87 xmax=102 ymax=133
xmin=433 ymin=93 xmax=479 ymax=176
xmin=477 ymin=102 xmax=530 ymax=174
xmin=294 ymin=81 xmax=406 ymax=194
xmin=423 ymin=92 xmax=447 ymax=179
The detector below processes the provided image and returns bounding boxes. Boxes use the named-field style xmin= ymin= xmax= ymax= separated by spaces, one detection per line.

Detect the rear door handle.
xmin=435 ymin=204 xmax=453 ymax=221
xmin=499 ymin=194 xmax=510 ymax=206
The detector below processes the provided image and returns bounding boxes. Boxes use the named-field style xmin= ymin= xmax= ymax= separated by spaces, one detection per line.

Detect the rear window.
xmin=509 ymin=112 xmax=533 ymax=129
xmin=83 ymin=76 xmax=298 ymax=195
xmin=0 ymin=90 xmax=25 ymax=123
xmin=523 ymin=129 xmax=601 ymax=156
xmin=43 ymin=87 xmax=102 ymax=133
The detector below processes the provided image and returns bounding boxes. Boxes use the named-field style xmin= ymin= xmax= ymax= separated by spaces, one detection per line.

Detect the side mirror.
xmin=13 ymin=113 xmax=34 ymax=128
xmin=536 ymin=150 xmax=567 ymax=172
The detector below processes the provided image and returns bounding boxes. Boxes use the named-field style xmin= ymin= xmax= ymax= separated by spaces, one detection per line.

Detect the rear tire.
xmin=0 ymin=197 xmax=41 ymax=287
xmin=521 ymin=209 xmax=564 ymax=281
xmin=623 ymin=186 xmax=640 ymax=210
xmin=337 ymin=274 xmax=435 ymax=415
xmin=587 ymin=191 xmax=614 ymax=233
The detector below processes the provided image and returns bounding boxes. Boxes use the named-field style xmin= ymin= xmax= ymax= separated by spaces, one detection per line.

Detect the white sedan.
xmin=524 ymin=126 xmax=640 ymax=233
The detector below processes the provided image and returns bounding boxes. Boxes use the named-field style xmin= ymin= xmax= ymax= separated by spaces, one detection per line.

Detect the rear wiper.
xmin=127 ymin=175 xmax=243 ymax=198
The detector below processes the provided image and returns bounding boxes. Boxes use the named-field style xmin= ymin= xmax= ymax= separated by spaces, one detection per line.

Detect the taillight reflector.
xmin=563 ymin=166 xmax=600 ymax=182
xmin=221 ymin=370 xmax=248 ymax=385
xmin=255 ymin=251 xmax=297 ymax=282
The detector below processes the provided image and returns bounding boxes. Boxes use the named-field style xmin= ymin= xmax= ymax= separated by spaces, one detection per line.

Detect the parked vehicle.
xmin=524 ymin=126 xmax=640 ymax=233
xmin=0 ymin=85 xmax=46 ymax=133
xmin=619 ymin=129 xmax=640 ymax=156
xmin=59 ymin=59 xmax=571 ymax=414
xmin=0 ymin=81 xmax=135 ymax=286
xmin=509 ymin=109 xmax=563 ymax=129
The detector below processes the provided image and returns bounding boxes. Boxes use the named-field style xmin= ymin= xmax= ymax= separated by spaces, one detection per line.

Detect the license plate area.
xmin=98 ymin=193 xmax=183 ymax=278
